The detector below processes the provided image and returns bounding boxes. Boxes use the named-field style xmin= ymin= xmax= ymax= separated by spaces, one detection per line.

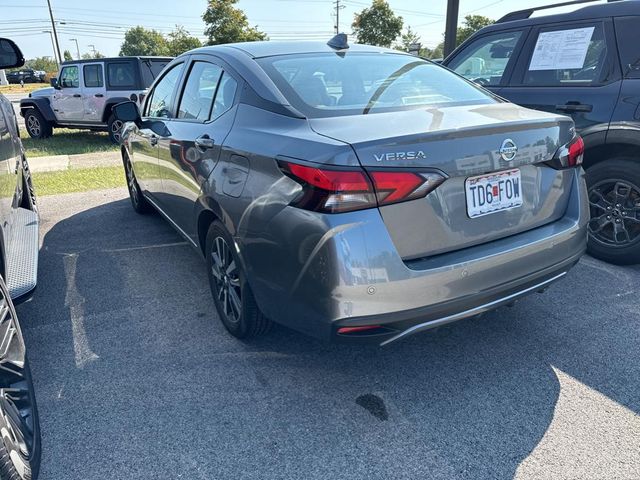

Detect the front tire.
xmin=122 ymin=152 xmax=152 ymax=214
xmin=205 ymin=222 xmax=271 ymax=339
xmin=107 ymin=114 xmax=123 ymax=144
xmin=586 ymin=158 xmax=640 ymax=265
xmin=23 ymin=110 xmax=51 ymax=140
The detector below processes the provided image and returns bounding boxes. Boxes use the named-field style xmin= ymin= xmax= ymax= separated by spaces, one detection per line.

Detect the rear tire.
xmin=585 ymin=158 xmax=640 ymax=265
xmin=122 ymin=152 xmax=152 ymax=214
xmin=205 ymin=222 xmax=271 ymax=339
xmin=23 ymin=110 xmax=51 ymax=140
xmin=107 ymin=114 xmax=123 ymax=144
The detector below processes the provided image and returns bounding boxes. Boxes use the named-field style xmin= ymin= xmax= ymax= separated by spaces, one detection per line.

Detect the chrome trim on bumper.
xmin=380 ymin=271 xmax=568 ymax=346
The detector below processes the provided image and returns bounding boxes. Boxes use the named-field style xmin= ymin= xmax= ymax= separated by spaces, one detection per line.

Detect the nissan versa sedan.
xmin=114 ymin=35 xmax=589 ymax=345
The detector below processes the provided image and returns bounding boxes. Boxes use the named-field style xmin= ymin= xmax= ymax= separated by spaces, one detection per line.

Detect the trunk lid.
xmin=309 ymin=103 xmax=576 ymax=260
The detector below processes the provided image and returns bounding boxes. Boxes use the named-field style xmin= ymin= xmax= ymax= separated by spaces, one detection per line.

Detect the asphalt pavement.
xmin=17 ymin=188 xmax=640 ymax=480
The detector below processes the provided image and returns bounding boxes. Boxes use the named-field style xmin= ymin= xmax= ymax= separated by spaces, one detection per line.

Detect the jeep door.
xmin=156 ymin=56 xmax=238 ymax=240
xmin=81 ymin=63 xmax=106 ymax=123
xmin=498 ymin=19 xmax=620 ymax=141
xmin=129 ymin=61 xmax=186 ymax=202
xmin=52 ymin=64 xmax=84 ymax=122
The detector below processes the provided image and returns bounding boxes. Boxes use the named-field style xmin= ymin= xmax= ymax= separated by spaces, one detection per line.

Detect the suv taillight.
xmin=549 ymin=136 xmax=584 ymax=169
xmin=280 ymin=161 xmax=446 ymax=213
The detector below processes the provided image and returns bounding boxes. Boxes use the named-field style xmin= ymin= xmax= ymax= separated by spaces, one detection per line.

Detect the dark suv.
xmin=444 ymin=0 xmax=640 ymax=264
xmin=6 ymin=69 xmax=43 ymax=84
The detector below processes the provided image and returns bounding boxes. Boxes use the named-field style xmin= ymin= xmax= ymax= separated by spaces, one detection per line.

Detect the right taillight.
xmin=280 ymin=160 xmax=446 ymax=213
xmin=548 ymin=135 xmax=584 ymax=169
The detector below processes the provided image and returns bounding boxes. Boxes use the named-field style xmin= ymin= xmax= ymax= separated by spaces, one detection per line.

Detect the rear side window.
xmin=449 ymin=30 xmax=523 ymax=86
xmin=258 ymin=53 xmax=494 ymax=118
xmin=83 ymin=64 xmax=103 ymax=88
xmin=145 ymin=63 xmax=185 ymax=118
xmin=615 ymin=16 xmax=640 ymax=79
xmin=178 ymin=62 xmax=222 ymax=121
xmin=59 ymin=66 xmax=79 ymax=88
xmin=211 ymin=73 xmax=237 ymax=120
xmin=141 ymin=60 xmax=171 ymax=87
xmin=523 ymin=23 xmax=608 ymax=86
xmin=107 ymin=62 xmax=136 ymax=89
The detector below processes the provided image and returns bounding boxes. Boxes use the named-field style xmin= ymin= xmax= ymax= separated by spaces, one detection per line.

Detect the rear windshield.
xmin=141 ymin=59 xmax=171 ymax=87
xmin=257 ymin=52 xmax=495 ymax=118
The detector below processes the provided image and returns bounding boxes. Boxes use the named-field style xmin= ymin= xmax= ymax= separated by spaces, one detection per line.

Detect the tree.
xmin=119 ymin=26 xmax=169 ymax=56
xmin=456 ymin=15 xmax=494 ymax=46
xmin=396 ymin=26 xmax=421 ymax=52
xmin=81 ymin=51 xmax=105 ymax=60
xmin=352 ymin=0 xmax=403 ymax=48
xmin=63 ymin=50 xmax=73 ymax=62
xmin=167 ymin=26 xmax=202 ymax=56
xmin=24 ymin=57 xmax=58 ymax=72
xmin=203 ymin=0 xmax=267 ymax=45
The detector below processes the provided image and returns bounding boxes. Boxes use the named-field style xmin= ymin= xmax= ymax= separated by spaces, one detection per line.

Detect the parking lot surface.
xmin=19 ymin=188 xmax=640 ymax=480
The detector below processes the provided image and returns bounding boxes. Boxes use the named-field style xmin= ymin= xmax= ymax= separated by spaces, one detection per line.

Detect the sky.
xmin=0 ymin=0 xmax=609 ymax=60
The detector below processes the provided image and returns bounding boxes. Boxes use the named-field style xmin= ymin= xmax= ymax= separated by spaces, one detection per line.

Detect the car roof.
xmin=189 ymin=41 xmax=405 ymax=59
xmin=484 ymin=0 xmax=640 ymax=31
xmin=60 ymin=56 xmax=173 ymax=66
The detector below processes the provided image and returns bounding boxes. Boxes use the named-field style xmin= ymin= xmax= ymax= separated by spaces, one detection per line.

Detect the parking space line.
xmin=103 ymin=241 xmax=189 ymax=253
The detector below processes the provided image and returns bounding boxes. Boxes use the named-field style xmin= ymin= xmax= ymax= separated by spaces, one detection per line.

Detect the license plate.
xmin=465 ymin=169 xmax=523 ymax=218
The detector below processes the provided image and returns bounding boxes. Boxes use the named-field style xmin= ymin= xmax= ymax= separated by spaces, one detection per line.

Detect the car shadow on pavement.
xmin=17 ymin=193 xmax=640 ymax=480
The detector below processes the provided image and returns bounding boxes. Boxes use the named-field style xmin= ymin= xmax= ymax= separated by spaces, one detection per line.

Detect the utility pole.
xmin=88 ymin=44 xmax=97 ymax=57
xmin=333 ymin=0 xmax=345 ymax=34
xmin=443 ymin=0 xmax=460 ymax=58
xmin=42 ymin=30 xmax=59 ymax=68
xmin=70 ymin=38 xmax=80 ymax=59
xmin=46 ymin=0 xmax=62 ymax=66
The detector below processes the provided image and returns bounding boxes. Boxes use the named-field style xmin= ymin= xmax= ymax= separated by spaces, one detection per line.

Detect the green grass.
xmin=0 ymin=82 xmax=49 ymax=95
xmin=21 ymin=128 xmax=119 ymax=158
xmin=32 ymin=166 xmax=125 ymax=196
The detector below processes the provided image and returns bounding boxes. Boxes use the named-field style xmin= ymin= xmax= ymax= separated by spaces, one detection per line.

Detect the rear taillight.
xmin=549 ymin=135 xmax=584 ymax=169
xmin=280 ymin=161 xmax=446 ymax=213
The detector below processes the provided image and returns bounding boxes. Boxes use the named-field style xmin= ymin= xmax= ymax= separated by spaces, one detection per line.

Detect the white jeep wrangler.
xmin=20 ymin=56 xmax=171 ymax=143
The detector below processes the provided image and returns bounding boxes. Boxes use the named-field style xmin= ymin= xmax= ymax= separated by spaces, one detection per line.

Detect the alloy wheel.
xmin=26 ymin=117 xmax=40 ymax=138
xmin=210 ymin=236 xmax=242 ymax=323
xmin=0 ymin=292 xmax=36 ymax=479
xmin=588 ymin=179 xmax=640 ymax=247
xmin=111 ymin=120 xmax=123 ymax=143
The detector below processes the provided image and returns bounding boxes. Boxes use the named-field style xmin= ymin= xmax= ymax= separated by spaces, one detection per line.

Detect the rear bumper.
xmin=246 ymin=168 xmax=588 ymax=344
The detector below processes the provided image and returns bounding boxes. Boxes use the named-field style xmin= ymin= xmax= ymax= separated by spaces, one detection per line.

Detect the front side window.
xmin=145 ymin=63 xmax=185 ymax=118
xmin=449 ymin=30 xmax=522 ymax=86
xmin=107 ymin=62 xmax=136 ymax=88
xmin=83 ymin=64 xmax=103 ymax=88
xmin=523 ymin=23 xmax=608 ymax=86
xmin=258 ymin=53 xmax=494 ymax=118
xmin=59 ymin=66 xmax=79 ymax=88
xmin=178 ymin=62 xmax=222 ymax=121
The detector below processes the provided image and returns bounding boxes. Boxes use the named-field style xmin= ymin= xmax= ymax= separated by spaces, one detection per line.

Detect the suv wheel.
xmin=108 ymin=115 xmax=123 ymax=144
xmin=205 ymin=222 xmax=271 ymax=339
xmin=122 ymin=152 xmax=152 ymax=214
xmin=23 ymin=110 xmax=52 ymax=140
xmin=0 ymin=278 xmax=41 ymax=480
xmin=586 ymin=158 xmax=640 ymax=264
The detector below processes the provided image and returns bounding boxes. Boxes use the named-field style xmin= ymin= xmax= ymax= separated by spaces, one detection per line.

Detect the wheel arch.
xmin=582 ymin=125 xmax=640 ymax=169
xmin=19 ymin=98 xmax=56 ymax=123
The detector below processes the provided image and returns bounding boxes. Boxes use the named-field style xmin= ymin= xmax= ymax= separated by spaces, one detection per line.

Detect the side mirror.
xmin=113 ymin=101 xmax=141 ymax=125
xmin=0 ymin=38 xmax=24 ymax=69
xmin=50 ymin=78 xmax=59 ymax=89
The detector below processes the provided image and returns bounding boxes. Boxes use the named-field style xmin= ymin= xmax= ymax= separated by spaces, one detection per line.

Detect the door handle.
xmin=94 ymin=94 xmax=104 ymax=98
xmin=195 ymin=135 xmax=215 ymax=150
xmin=73 ymin=94 xmax=82 ymax=98
xmin=555 ymin=102 xmax=592 ymax=113
xmin=150 ymin=135 xmax=158 ymax=146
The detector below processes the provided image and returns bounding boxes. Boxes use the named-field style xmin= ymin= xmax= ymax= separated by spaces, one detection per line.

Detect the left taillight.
xmin=549 ymin=135 xmax=584 ymax=169
xmin=279 ymin=161 xmax=445 ymax=214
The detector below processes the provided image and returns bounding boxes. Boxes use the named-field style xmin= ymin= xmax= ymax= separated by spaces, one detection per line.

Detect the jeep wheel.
xmin=108 ymin=115 xmax=123 ymax=144
xmin=586 ymin=158 xmax=640 ymax=265
xmin=0 ymin=278 xmax=41 ymax=480
xmin=24 ymin=110 xmax=51 ymax=140
xmin=123 ymin=152 xmax=152 ymax=214
xmin=206 ymin=222 xmax=271 ymax=339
